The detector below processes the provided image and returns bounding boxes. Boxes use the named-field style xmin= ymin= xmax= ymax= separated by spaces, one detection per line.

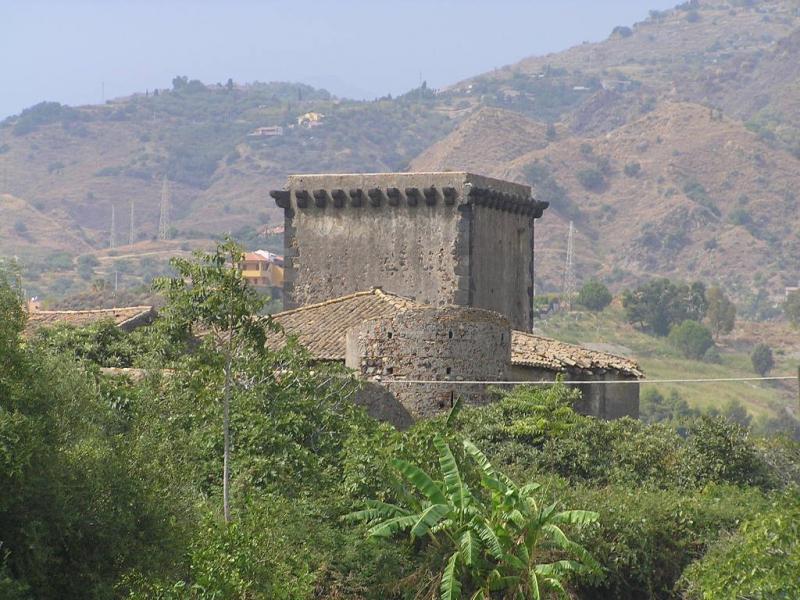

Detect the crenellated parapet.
xmin=268 ymin=172 xmax=548 ymax=332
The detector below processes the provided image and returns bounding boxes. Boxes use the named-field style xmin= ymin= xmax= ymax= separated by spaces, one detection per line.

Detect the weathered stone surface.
xmin=345 ymin=306 xmax=511 ymax=418
xmin=274 ymin=172 xmax=543 ymax=331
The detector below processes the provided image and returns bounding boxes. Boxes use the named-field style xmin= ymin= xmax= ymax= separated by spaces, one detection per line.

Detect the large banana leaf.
xmin=440 ymin=551 xmax=462 ymax=600
xmin=392 ymin=458 xmax=448 ymax=506
xmin=434 ymin=435 xmax=466 ymax=511
xmin=410 ymin=503 xmax=451 ymax=538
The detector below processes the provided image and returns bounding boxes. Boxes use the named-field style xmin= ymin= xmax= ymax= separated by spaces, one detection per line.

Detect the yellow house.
xmin=240 ymin=251 xmax=284 ymax=288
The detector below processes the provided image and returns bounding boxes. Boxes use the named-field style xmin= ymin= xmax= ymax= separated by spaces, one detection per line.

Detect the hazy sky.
xmin=0 ymin=0 xmax=676 ymax=119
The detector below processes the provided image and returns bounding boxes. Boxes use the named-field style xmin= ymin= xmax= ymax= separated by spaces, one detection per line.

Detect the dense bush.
xmin=576 ymin=280 xmax=613 ymax=311
xmin=668 ymin=320 xmax=714 ymax=359
xmin=750 ymin=343 xmax=774 ymax=376
xmin=576 ymin=168 xmax=606 ymax=191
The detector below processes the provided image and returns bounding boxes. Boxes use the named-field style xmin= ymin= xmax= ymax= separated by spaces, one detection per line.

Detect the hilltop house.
xmin=239 ymin=250 xmax=284 ymax=291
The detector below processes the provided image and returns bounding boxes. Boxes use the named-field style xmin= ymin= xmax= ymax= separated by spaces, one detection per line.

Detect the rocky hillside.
xmin=1 ymin=0 xmax=799 ymax=312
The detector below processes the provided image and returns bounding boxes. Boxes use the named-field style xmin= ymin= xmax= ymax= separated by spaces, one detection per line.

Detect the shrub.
xmin=750 ymin=343 xmax=774 ymax=376
xmin=576 ymin=280 xmax=613 ymax=311
xmin=611 ymin=25 xmax=633 ymax=38
xmin=679 ymin=494 xmax=800 ymax=599
xmin=669 ymin=320 xmax=714 ymax=359
xmin=785 ymin=290 xmax=800 ymax=326
xmin=577 ymin=168 xmax=605 ymax=191
xmin=623 ymin=161 xmax=641 ymax=177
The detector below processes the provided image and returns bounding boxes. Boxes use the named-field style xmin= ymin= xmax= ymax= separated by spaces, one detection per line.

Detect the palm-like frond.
xmin=393 ymin=458 xmax=448 ymax=505
xmin=440 ymin=552 xmax=462 ymax=600
xmin=411 ymin=503 xmax=452 ymax=538
xmin=434 ymin=435 xmax=465 ymax=510
xmin=459 ymin=530 xmax=481 ymax=566
xmin=367 ymin=514 xmax=420 ymax=538
xmin=343 ymin=499 xmax=412 ymax=524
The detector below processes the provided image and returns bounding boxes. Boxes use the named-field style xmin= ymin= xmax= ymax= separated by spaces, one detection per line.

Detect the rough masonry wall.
xmin=281 ymin=173 xmax=472 ymax=309
xmin=470 ymin=205 xmax=534 ymax=331
xmin=345 ymin=306 xmax=511 ymax=418
xmin=506 ymin=365 xmax=640 ymax=419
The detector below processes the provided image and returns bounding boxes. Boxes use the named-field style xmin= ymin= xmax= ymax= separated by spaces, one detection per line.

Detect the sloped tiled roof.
xmin=271 ymin=289 xmax=642 ymax=377
xmin=511 ymin=331 xmax=642 ymax=377
xmin=271 ymin=288 xmax=421 ymax=359
xmin=25 ymin=306 xmax=155 ymax=334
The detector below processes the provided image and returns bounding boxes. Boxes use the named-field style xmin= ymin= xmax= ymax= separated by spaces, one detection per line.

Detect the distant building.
xmin=240 ymin=250 xmax=284 ymax=290
xmin=297 ymin=112 xmax=324 ymax=128
xmin=247 ymin=126 xmax=284 ymax=137
xmin=25 ymin=305 xmax=156 ymax=335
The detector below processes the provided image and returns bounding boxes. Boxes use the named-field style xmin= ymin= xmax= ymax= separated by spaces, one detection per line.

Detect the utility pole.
xmin=129 ymin=199 xmax=135 ymax=245
xmin=109 ymin=204 xmax=116 ymax=248
xmin=562 ymin=220 xmax=576 ymax=311
xmin=158 ymin=176 xmax=170 ymax=241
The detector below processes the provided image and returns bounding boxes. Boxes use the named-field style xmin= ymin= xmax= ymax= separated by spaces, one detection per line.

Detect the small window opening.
xmin=386 ymin=367 xmax=394 ymax=375
xmin=446 ymin=367 xmax=452 ymax=375
xmin=438 ymin=400 xmax=446 ymax=409
xmin=387 ymin=331 xmax=393 ymax=339
xmin=448 ymin=330 xmax=453 ymax=339
xmin=501 ymin=333 xmax=505 ymax=343
xmin=449 ymin=391 xmax=455 ymax=408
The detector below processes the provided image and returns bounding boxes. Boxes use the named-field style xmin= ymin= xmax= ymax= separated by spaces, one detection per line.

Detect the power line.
xmin=109 ymin=204 xmax=116 ymax=248
xmin=158 ymin=176 xmax=170 ymax=241
xmin=561 ymin=220 xmax=577 ymax=310
xmin=129 ymin=199 xmax=135 ymax=245
xmin=374 ymin=375 xmax=797 ymax=386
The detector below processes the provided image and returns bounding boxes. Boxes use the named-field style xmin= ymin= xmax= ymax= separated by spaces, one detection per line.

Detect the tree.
xmin=750 ymin=344 xmax=774 ymax=377
xmin=668 ymin=320 xmax=714 ymax=359
xmin=347 ymin=433 xmax=599 ymax=599
xmin=706 ymin=286 xmax=736 ymax=339
xmin=785 ymin=290 xmax=800 ymax=327
xmin=154 ymin=238 xmax=277 ymax=522
xmin=577 ymin=168 xmax=605 ymax=191
xmin=576 ymin=280 xmax=613 ymax=311
xmin=622 ymin=279 xmax=708 ymax=336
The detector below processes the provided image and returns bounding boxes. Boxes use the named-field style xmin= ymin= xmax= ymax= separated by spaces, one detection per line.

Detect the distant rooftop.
xmin=270 ymin=288 xmax=641 ymax=377
xmin=25 ymin=306 xmax=155 ymax=334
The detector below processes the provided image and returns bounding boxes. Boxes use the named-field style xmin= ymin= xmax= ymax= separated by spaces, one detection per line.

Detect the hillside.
xmin=2 ymin=0 xmax=800 ymax=311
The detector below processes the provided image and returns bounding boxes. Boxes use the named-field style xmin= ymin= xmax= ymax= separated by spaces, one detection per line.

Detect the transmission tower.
xmin=129 ymin=199 xmax=135 ymax=245
xmin=561 ymin=220 xmax=577 ymax=310
xmin=109 ymin=204 xmax=116 ymax=248
xmin=158 ymin=176 xmax=170 ymax=241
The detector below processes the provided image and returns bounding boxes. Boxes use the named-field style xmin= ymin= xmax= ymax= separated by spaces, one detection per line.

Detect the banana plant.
xmin=346 ymin=434 xmax=600 ymax=599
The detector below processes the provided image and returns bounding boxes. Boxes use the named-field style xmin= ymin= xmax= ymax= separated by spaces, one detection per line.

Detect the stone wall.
xmin=507 ymin=365 xmax=640 ymax=419
xmin=271 ymin=172 xmax=546 ymax=331
xmin=345 ymin=306 xmax=511 ymax=418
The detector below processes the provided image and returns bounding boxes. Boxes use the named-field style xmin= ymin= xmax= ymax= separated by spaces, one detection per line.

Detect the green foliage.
xmin=576 ymin=280 xmax=612 ymax=311
xmin=785 ymin=289 xmax=800 ymax=326
xmin=11 ymin=101 xmax=82 ymax=136
xmin=622 ymin=279 xmax=708 ymax=336
xmin=682 ymin=180 xmax=720 ymax=217
xmin=640 ymin=388 xmax=700 ymax=424
xmin=31 ymin=319 xmax=147 ymax=367
xmin=750 ymin=343 xmax=774 ymax=376
xmin=623 ymin=161 xmax=641 ymax=177
xmin=576 ymin=168 xmax=605 ymax=192
xmin=347 ymin=433 xmax=599 ymax=599
xmin=522 ymin=161 xmax=580 ymax=221
xmin=705 ymin=286 xmax=736 ymax=338
xmin=679 ymin=492 xmax=800 ymax=599
xmin=668 ymin=320 xmax=714 ymax=360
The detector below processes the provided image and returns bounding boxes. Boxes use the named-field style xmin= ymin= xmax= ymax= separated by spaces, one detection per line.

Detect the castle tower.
xmin=270 ymin=172 xmax=548 ymax=331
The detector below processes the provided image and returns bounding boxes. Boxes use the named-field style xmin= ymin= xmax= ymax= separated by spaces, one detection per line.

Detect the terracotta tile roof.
xmin=270 ymin=288 xmax=422 ymax=359
xmin=271 ymin=289 xmax=642 ymax=377
xmin=511 ymin=331 xmax=643 ymax=377
xmin=25 ymin=306 xmax=155 ymax=334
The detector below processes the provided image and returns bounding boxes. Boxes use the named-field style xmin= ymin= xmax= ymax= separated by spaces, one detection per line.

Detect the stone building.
xmin=269 ymin=171 xmax=641 ymax=425
xmin=270 ymin=172 xmax=547 ymax=331
xmin=270 ymin=288 xmax=641 ymax=427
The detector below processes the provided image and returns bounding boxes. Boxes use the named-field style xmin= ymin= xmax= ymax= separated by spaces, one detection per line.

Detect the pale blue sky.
xmin=0 ymin=0 xmax=676 ymax=119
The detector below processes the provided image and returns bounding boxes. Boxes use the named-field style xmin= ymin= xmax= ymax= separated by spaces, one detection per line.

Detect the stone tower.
xmin=270 ymin=172 xmax=548 ymax=331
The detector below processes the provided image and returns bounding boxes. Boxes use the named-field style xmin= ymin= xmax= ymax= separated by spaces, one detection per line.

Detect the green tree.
xmin=750 ymin=343 xmax=774 ymax=377
xmin=576 ymin=280 xmax=613 ymax=311
xmin=348 ymin=433 xmax=599 ymax=599
xmin=785 ymin=290 xmax=800 ymax=327
xmin=705 ymin=286 xmax=736 ymax=339
xmin=668 ymin=320 xmax=714 ymax=359
xmin=622 ymin=279 xmax=708 ymax=336
xmin=154 ymin=237 xmax=277 ymax=522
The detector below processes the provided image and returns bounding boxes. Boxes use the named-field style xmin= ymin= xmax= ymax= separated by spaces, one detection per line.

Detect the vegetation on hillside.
xmin=2 ymin=245 xmax=799 ymax=599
